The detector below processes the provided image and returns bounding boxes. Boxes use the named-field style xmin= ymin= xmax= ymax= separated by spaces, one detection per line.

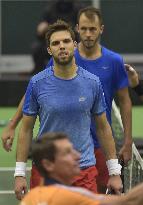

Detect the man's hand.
xmin=107 ymin=175 xmax=123 ymax=195
xmin=119 ymin=143 xmax=132 ymax=165
xmin=124 ymin=64 xmax=139 ymax=88
xmin=1 ymin=125 xmax=15 ymax=151
xmin=15 ymin=177 xmax=27 ymax=200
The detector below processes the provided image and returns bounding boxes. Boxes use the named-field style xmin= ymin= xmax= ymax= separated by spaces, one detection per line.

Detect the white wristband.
xmin=106 ymin=159 xmax=122 ymax=176
xmin=14 ymin=162 xmax=26 ymax=178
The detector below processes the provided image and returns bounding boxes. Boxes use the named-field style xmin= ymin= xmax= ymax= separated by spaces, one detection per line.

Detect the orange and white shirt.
xmin=20 ymin=185 xmax=103 ymax=205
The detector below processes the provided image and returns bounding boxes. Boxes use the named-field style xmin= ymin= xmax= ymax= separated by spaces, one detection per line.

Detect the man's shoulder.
xmin=102 ymin=46 xmax=123 ymax=62
xmin=78 ymin=67 xmax=100 ymax=83
xmin=74 ymin=46 xmax=123 ymax=64
xmin=21 ymin=185 xmax=99 ymax=205
xmin=31 ymin=67 xmax=52 ymax=84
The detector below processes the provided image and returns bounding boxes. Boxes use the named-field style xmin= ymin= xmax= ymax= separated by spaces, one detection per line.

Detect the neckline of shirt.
xmin=50 ymin=66 xmax=80 ymax=81
xmin=76 ymin=46 xmax=104 ymax=62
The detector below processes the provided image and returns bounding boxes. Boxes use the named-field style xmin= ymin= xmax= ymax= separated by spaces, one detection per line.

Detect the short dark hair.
xmin=77 ymin=6 xmax=103 ymax=25
xmin=45 ymin=20 xmax=75 ymax=46
xmin=31 ymin=132 xmax=68 ymax=178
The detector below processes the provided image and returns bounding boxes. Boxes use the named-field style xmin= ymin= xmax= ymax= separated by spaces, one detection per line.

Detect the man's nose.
xmin=74 ymin=150 xmax=81 ymax=160
xmin=59 ymin=41 xmax=65 ymax=49
xmin=85 ymin=29 xmax=91 ymax=37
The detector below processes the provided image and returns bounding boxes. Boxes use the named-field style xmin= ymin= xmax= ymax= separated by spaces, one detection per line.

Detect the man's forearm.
xmin=14 ymin=125 xmax=33 ymax=178
xmin=97 ymin=122 xmax=117 ymax=160
xmin=120 ymin=183 xmax=143 ymax=205
xmin=16 ymin=115 xmax=36 ymax=163
xmin=16 ymin=127 xmax=33 ymax=162
xmin=9 ymin=95 xmax=25 ymax=129
xmin=119 ymin=99 xmax=132 ymax=145
xmin=96 ymin=117 xmax=122 ymax=177
xmin=8 ymin=114 xmax=22 ymax=130
xmin=95 ymin=113 xmax=122 ymax=178
xmin=117 ymin=88 xmax=132 ymax=145
xmin=100 ymin=183 xmax=143 ymax=205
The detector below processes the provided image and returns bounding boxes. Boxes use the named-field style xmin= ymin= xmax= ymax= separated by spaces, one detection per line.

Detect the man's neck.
xmin=78 ymin=42 xmax=102 ymax=60
xmin=53 ymin=59 xmax=77 ymax=80
xmin=45 ymin=176 xmax=72 ymax=186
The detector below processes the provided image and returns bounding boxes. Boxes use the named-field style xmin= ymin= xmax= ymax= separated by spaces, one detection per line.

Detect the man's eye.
xmin=81 ymin=27 xmax=86 ymax=31
xmin=90 ymin=28 xmax=96 ymax=32
xmin=52 ymin=41 xmax=59 ymax=46
xmin=63 ymin=39 xmax=71 ymax=43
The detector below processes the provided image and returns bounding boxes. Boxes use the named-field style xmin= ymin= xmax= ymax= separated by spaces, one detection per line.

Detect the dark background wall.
xmin=2 ymin=1 xmax=52 ymax=54
xmin=1 ymin=0 xmax=92 ymax=106
xmin=100 ymin=0 xmax=143 ymax=105
xmin=0 ymin=79 xmax=29 ymax=106
xmin=2 ymin=0 xmax=92 ymax=54
xmin=2 ymin=0 xmax=143 ymax=54
xmin=101 ymin=0 xmax=143 ymax=53
xmin=1 ymin=0 xmax=143 ymax=106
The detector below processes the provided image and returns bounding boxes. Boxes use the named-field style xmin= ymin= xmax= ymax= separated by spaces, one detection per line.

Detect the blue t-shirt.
xmin=47 ymin=46 xmax=129 ymax=148
xmin=23 ymin=66 xmax=106 ymax=168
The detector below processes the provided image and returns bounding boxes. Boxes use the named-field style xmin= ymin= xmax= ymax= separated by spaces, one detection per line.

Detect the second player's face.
xmin=78 ymin=13 xmax=103 ymax=49
xmin=48 ymin=30 xmax=75 ymax=66
xmin=51 ymin=139 xmax=80 ymax=183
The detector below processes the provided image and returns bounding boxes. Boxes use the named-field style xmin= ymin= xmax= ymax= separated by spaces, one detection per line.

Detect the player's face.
xmin=77 ymin=13 xmax=104 ymax=49
xmin=48 ymin=30 xmax=76 ymax=65
xmin=52 ymin=139 xmax=80 ymax=182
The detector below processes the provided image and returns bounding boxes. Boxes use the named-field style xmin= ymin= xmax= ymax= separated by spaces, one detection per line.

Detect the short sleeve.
xmin=91 ymin=78 xmax=107 ymax=115
xmin=23 ymin=79 xmax=39 ymax=116
xmin=114 ymin=56 xmax=129 ymax=90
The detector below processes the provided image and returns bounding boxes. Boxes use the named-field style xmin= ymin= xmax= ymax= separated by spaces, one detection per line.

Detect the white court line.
xmin=0 ymin=191 xmax=14 ymax=194
xmin=0 ymin=167 xmax=31 ymax=171
xmin=0 ymin=190 xmax=30 ymax=194
xmin=0 ymin=167 xmax=31 ymax=194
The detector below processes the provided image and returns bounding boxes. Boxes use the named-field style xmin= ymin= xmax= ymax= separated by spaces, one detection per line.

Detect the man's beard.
xmin=82 ymin=35 xmax=100 ymax=49
xmin=53 ymin=53 xmax=74 ymax=66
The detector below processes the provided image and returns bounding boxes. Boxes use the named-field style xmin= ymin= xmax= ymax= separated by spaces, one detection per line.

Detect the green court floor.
xmin=0 ymin=106 xmax=143 ymax=205
xmin=0 ymin=106 xmax=143 ymax=166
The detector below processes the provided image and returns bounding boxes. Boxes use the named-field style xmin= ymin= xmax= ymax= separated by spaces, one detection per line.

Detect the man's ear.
xmin=100 ymin=24 xmax=104 ymax=35
xmin=75 ymin=24 xmax=79 ymax=33
xmin=74 ymin=41 xmax=77 ymax=49
xmin=47 ymin=47 xmax=52 ymax=55
xmin=41 ymin=159 xmax=54 ymax=172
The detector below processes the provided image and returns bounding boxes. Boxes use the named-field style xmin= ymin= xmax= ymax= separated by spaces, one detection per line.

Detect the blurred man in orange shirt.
xmin=19 ymin=132 xmax=143 ymax=205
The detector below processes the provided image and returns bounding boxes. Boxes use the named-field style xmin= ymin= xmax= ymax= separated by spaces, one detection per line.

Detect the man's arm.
xmin=94 ymin=112 xmax=123 ymax=195
xmin=125 ymin=64 xmax=143 ymax=102
xmin=95 ymin=113 xmax=116 ymax=160
xmin=121 ymin=182 xmax=143 ymax=205
xmin=117 ymin=87 xmax=132 ymax=165
xmin=101 ymin=182 xmax=143 ymax=205
xmin=1 ymin=95 xmax=25 ymax=151
xmin=14 ymin=114 xmax=36 ymax=200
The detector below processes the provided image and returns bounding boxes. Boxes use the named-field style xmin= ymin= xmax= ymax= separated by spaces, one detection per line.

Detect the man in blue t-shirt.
xmin=75 ymin=7 xmax=132 ymax=193
xmin=76 ymin=7 xmax=132 ymax=193
xmin=14 ymin=20 xmax=122 ymax=200
xmin=2 ymin=5 xmax=131 ymax=195
xmin=46 ymin=7 xmax=132 ymax=194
